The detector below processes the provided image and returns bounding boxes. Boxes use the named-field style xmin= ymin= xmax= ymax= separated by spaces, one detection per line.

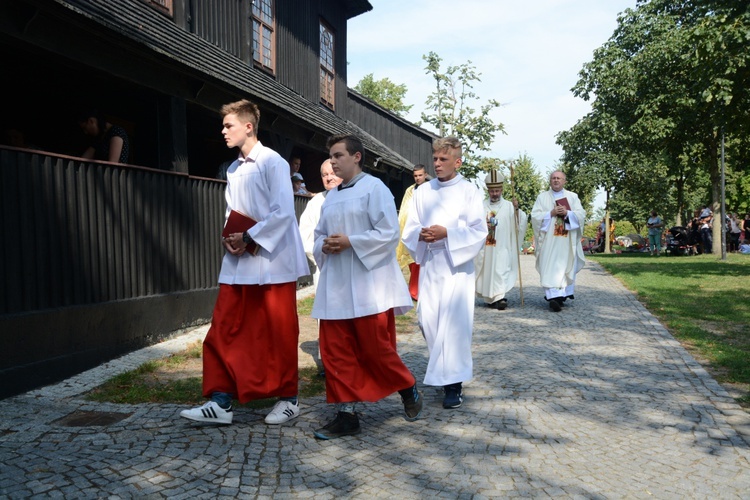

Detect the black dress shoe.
xmin=549 ymin=298 xmax=562 ymax=312
xmin=496 ymin=299 xmax=508 ymax=310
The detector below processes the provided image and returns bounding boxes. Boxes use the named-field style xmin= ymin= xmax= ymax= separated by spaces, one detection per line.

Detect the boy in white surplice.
xmin=402 ymin=137 xmax=487 ymax=410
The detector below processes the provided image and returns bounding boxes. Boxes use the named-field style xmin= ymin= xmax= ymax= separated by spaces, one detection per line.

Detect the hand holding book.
xmin=553 ymin=197 xmax=570 ymax=218
xmin=555 ymin=197 xmax=571 ymax=210
xmin=222 ymin=209 xmax=260 ymax=256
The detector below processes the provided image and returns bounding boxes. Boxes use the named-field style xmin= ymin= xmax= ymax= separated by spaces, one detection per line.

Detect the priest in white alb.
xmin=402 ymin=136 xmax=487 ymax=410
xmin=474 ymin=169 xmax=527 ymax=310
xmin=530 ymin=170 xmax=586 ymax=312
xmin=298 ymin=159 xmax=342 ymax=288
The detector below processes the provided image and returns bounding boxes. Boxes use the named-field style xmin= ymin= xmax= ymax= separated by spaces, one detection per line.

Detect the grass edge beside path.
xmin=590 ymin=252 xmax=750 ymax=408
xmin=86 ymin=295 xmax=420 ymax=406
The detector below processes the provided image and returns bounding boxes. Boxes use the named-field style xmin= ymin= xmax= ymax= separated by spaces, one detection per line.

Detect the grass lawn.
xmin=590 ymin=252 xmax=750 ymax=406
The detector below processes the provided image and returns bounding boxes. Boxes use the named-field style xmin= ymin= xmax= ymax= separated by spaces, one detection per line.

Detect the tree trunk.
xmin=674 ymin=176 xmax=685 ymax=227
xmin=708 ymin=133 xmax=721 ymax=255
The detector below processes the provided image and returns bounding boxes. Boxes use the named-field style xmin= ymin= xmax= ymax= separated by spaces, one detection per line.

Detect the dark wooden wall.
xmin=0 ymin=146 xmax=314 ymax=398
xmin=188 ymin=0 xmax=246 ymax=60
xmin=184 ymin=0 xmax=351 ymax=113
xmin=0 ymin=148 xmax=226 ymax=397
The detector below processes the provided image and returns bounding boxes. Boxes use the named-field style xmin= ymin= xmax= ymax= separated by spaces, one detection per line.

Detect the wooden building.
xmin=0 ymin=0 xmax=436 ymax=398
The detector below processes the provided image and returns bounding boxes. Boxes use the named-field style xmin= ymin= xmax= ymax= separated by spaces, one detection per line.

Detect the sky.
xmin=347 ymin=0 xmax=638 ymax=208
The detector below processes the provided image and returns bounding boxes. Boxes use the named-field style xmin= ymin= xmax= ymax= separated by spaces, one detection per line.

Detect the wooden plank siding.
xmin=188 ymin=0 xmax=247 ymax=61
xmin=0 ymin=147 xmax=310 ymax=316
xmin=276 ymin=2 xmax=321 ymax=103
xmin=276 ymin=1 xmax=349 ymax=112
xmin=0 ymin=148 xmax=226 ymax=315
xmin=185 ymin=0 xmax=351 ymax=115
xmin=0 ymin=147 xmax=232 ymax=397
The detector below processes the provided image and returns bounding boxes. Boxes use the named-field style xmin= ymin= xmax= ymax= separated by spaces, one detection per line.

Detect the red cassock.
xmin=408 ymin=262 xmax=420 ymax=301
xmin=319 ymin=309 xmax=415 ymax=403
xmin=202 ymin=283 xmax=299 ymax=403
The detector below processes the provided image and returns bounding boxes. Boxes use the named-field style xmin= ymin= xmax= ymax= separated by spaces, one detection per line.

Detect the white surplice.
xmin=298 ymin=191 xmax=327 ymax=287
xmin=311 ymin=174 xmax=412 ymax=320
xmin=219 ymin=142 xmax=309 ymax=285
xmin=530 ymin=188 xmax=586 ymax=299
xmin=474 ymin=198 xmax=528 ymax=304
xmin=401 ymin=174 xmax=487 ymax=386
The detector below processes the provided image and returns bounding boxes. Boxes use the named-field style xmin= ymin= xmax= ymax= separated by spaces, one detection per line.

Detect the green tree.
xmin=508 ymin=154 xmax=544 ymax=245
xmin=557 ymin=109 xmax=622 ymax=214
xmin=353 ymin=73 xmax=413 ymax=116
xmin=421 ymin=51 xmax=505 ymax=179
xmin=506 ymin=153 xmax=544 ymax=217
xmin=556 ymin=108 xmax=633 ymax=252
xmin=562 ymin=0 xmax=750 ymax=254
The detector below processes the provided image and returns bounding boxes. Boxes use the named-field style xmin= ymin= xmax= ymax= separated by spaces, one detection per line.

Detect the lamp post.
xmin=721 ymin=128 xmax=726 ymax=261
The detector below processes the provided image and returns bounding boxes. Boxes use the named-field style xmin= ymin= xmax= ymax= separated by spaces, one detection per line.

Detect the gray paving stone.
xmin=1 ymin=256 xmax=750 ymax=497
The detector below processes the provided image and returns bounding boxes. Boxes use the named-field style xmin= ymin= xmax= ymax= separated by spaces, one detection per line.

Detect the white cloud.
xmin=348 ymin=0 xmax=637 ymax=207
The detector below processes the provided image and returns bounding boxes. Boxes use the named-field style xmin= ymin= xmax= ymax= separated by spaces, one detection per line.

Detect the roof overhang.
xmin=40 ymin=0 xmax=409 ymax=172
xmin=344 ymin=0 xmax=373 ymax=19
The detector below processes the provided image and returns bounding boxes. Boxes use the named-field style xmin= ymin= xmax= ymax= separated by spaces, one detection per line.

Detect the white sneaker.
xmin=264 ymin=400 xmax=300 ymax=424
xmin=180 ymin=401 xmax=233 ymax=424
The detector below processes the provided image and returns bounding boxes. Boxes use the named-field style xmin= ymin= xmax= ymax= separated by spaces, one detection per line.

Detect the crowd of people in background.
xmin=289 ymin=156 xmax=313 ymax=197
xmin=727 ymin=212 xmax=745 ymax=253
xmin=588 ymin=207 xmax=750 ymax=256
xmin=681 ymin=207 xmax=749 ymax=254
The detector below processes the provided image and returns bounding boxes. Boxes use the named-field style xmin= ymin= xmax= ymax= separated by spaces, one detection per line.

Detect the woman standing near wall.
xmin=77 ymin=109 xmax=130 ymax=164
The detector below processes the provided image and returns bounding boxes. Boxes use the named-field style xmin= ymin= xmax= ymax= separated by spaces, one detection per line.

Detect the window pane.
xmin=263 ymin=27 xmax=271 ymax=66
xmin=320 ymin=22 xmax=335 ymax=107
xmin=251 ymin=2 xmax=274 ymax=70
xmin=253 ymin=0 xmax=272 ymax=24
xmin=320 ymin=29 xmax=334 ymax=71
xmin=262 ymin=1 xmax=272 ymax=24
xmin=253 ymin=20 xmax=261 ymax=63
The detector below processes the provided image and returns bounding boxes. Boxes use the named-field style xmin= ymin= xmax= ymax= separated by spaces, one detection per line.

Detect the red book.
xmin=222 ymin=210 xmax=260 ymax=256
xmin=555 ymin=197 xmax=571 ymax=211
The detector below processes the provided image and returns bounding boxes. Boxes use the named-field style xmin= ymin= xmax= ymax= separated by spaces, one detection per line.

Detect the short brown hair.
xmin=220 ymin=99 xmax=260 ymax=134
xmin=326 ymin=134 xmax=365 ymax=166
xmin=433 ymin=136 xmax=462 ymax=158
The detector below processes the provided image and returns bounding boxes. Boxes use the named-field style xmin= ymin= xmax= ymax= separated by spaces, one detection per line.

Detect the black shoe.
xmin=443 ymin=383 xmax=463 ymax=409
xmin=496 ymin=299 xmax=508 ymax=310
xmin=399 ymin=384 xmax=423 ymax=421
xmin=549 ymin=298 xmax=562 ymax=312
xmin=313 ymin=411 xmax=361 ymax=440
